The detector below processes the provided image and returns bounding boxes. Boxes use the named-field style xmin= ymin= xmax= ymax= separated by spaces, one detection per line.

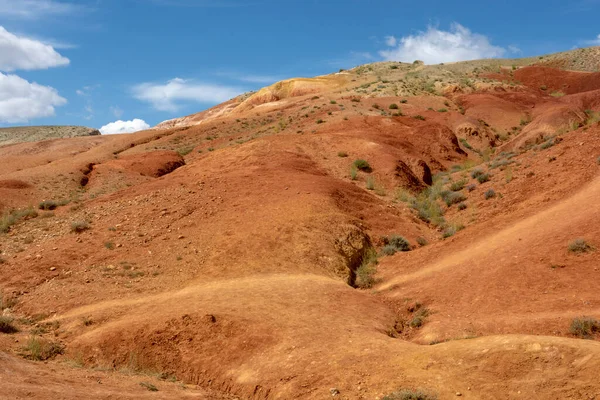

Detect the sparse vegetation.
xmin=355 ymin=248 xmax=378 ymax=289
xmin=441 ymin=191 xmax=466 ymax=206
xmin=449 ymin=179 xmax=467 ymax=191
xmin=413 ymin=115 xmax=426 ymax=121
xmin=337 ymin=151 xmax=348 ymax=158
xmin=366 ymin=176 xmax=375 ymax=190
xmin=71 ymin=221 xmax=90 ymax=233
xmin=0 ymin=316 xmax=18 ymax=334
xmin=177 ymin=146 xmax=194 ymax=156
xmin=389 ymin=103 xmax=399 ymax=109
xmin=1 ymin=208 xmax=38 ymax=233
xmin=484 ymin=189 xmax=496 ymax=199
xmin=570 ymin=317 xmax=600 ymax=339
xmin=381 ymin=235 xmax=411 ymax=255
xmin=382 ymin=389 xmax=437 ymax=400
xmin=568 ymin=239 xmax=594 ymax=253
xmin=353 ymin=159 xmax=372 ymax=172
xmin=477 ymin=173 xmax=491 ymax=184
xmin=22 ymin=336 xmax=64 ymax=361
xmin=140 ymin=382 xmax=159 ymax=392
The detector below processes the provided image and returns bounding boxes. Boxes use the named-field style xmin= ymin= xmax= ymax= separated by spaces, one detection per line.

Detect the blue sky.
xmin=1 ymin=0 xmax=599 ymax=133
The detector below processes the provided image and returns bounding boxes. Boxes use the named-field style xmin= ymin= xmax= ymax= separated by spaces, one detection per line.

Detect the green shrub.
xmin=570 ymin=317 xmax=600 ymax=339
xmin=484 ymin=189 xmax=496 ymax=199
xmin=381 ymin=235 xmax=411 ymax=255
xmin=389 ymin=103 xmax=399 ymax=109
xmin=442 ymin=223 xmax=464 ymax=238
xmin=383 ymin=389 xmax=437 ymax=400
xmin=441 ymin=191 xmax=466 ymax=206
xmin=470 ymin=169 xmax=484 ymax=179
xmin=1 ymin=208 xmax=38 ymax=233
xmin=409 ymin=306 xmax=430 ymax=328
xmin=458 ymin=202 xmax=467 ymax=211
xmin=437 ymin=108 xmax=448 ymax=113
xmin=477 ymin=173 xmax=491 ymax=183
xmin=330 ymin=100 xmax=337 ymax=104
xmin=466 ymin=183 xmax=476 ymax=192
xmin=356 ymin=248 xmax=378 ymax=289
xmin=413 ymin=115 xmax=426 ymax=121
xmin=0 ymin=316 xmax=18 ymax=334
xmin=177 ymin=146 xmax=193 ymax=156
xmin=353 ymin=159 xmax=372 ymax=172
xmin=337 ymin=151 xmax=348 ymax=158
xmin=140 ymin=382 xmax=159 ymax=392
xmin=350 ymin=166 xmax=358 ymax=180
xmin=39 ymin=200 xmax=58 ymax=210
xmin=400 ymin=99 xmax=408 ymax=104
xmin=416 ymin=237 xmax=428 ymax=246
xmin=568 ymin=239 xmax=594 ymax=253
xmin=71 ymin=221 xmax=90 ymax=233
xmin=366 ymin=176 xmax=375 ymax=190
xmin=22 ymin=336 xmax=64 ymax=361
xmin=449 ymin=179 xmax=467 ymax=191
xmin=316 ymin=119 xmax=325 ymax=124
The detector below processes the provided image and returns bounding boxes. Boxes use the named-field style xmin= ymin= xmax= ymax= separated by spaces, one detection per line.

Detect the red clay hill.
xmin=1 ymin=47 xmax=600 ymax=399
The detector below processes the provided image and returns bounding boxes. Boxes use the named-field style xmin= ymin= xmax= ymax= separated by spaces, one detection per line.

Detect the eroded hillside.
xmin=1 ymin=48 xmax=600 ymax=399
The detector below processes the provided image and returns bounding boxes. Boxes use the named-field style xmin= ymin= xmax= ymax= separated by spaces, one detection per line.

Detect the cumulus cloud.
xmin=0 ymin=26 xmax=70 ymax=72
xmin=99 ymin=119 xmax=150 ymax=135
xmin=132 ymin=78 xmax=244 ymax=112
xmin=0 ymin=0 xmax=81 ymax=19
xmin=379 ymin=23 xmax=505 ymax=64
xmin=0 ymin=72 xmax=66 ymax=123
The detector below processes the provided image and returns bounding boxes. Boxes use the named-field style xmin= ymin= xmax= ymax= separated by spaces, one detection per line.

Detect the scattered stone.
xmin=330 ymin=388 xmax=340 ymax=396
xmin=49 ymin=267 xmax=56 ymax=271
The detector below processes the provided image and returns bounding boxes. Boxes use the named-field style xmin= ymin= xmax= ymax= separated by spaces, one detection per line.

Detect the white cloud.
xmin=585 ymin=34 xmax=600 ymax=45
xmin=132 ymin=78 xmax=244 ymax=112
xmin=384 ymin=35 xmax=397 ymax=47
xmin=0 ymin=26 xmax=69 ymax=72
xmin=508 ymin=45 xmax=522 ymax=54
xmin=379 ymin=23 xmax=505 ymax=64
xmin=0 ymin=72 xmax=66 ymax=123
xmin=99 ymin=119 xmax=150 ymax=135
xmin=0 ymin=0 xmax=81 ymax=19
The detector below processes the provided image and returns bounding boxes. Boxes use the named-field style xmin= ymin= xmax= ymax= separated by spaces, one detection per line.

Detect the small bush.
xmin=477 ymin=173 xmax=491 ymax=184
xmin=470 ymin=169 xmax=484 ymax=179
xmin=416 ymin=237 xmax=428 ymax=246
xmin=366 ymin=176 xmax=375 ymax=190
xmin=437 ymin=108 xmax=448 ymax=113
xmin=0 ymin=316 xmax=18 ymax=334
xmin=458 ymin=202 xmax=467 ymax=211
xmin=466 ymin=183 xmax=476 ymax=192
xmin=570 ymin=317 xmax=600 ymax=339
xmin=22 ymin=336 xmax=64 ymax=361
xmin=441 ymin=191 xmax=466 ymax=206
xmin=372 ymin=103 xmax=381 ymax=110
xmin=350 ymin=166 xmax=358 ymax=180
xmin=389 ymin=103 xmax=399 ymax=110
xmin=353 ymin=159 xmax=372 ymax=172
xmin=568 ymin=239 xmax=594 ymax=253
xmin=484 ymin=189 xmax=496 ymax=199
xmin=316 ymin=119 xmax=325 ymax=124
xmin=409 ymin=306 xmax=430 ymax=328
xmin=177 ymin=146 xmax=193 ymax=156
xmin=449 ymin=179 xmax=467 ymax=191
xmin=442 ymin=223 xmax=464 ymax=239
xmin=337 ymin=151 xmax=348 ymax=158
xmin=39 ymin=200 xmax=58 ymax=210
xmin=71 ymin=221 xmax=90 ymax=233
xmin=383 ymin=389 xmax=437 ymax=400
xmin=355 ymin=248 xmax=378 ymax=289
xmin=400 ymin=99 xmax=408 ymax=104
xmin=104 ymin=242 xmax=115 ymax=250
xmin=381 ymin=235 xmax=411 ymax=255
xmin=330 ymin=100 xmax=337 ymax=104
xmin=413 ymin=115 xmax=426 ymax=121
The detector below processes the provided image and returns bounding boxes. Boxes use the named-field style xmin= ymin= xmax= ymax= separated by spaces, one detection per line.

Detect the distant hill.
xmin=0 ymin=125 xmax=100 ymax=146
